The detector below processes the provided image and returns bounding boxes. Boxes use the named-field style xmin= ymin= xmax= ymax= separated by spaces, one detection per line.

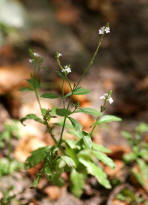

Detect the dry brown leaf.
xmin=14 ymin=135 xmax=46 ymax=162
xmin=0 ymin=65 xmax=31 ymax=95
xmin=0 ymin=45 xmax=15 ymax=59
xmin=77 ymin=113 xmax=94 ymax=129
xmin=44 ymin=186 xmax=62 ymax=200
xmin=104 ymin=160 xmax=124 ymax=178
xmin=108 ymin=145 xmax=130 ymax=160
xmin=56 ymin=6 xmax=80 ymax=25
xmin=29 ymin=199 xmax=39 ymax=205
xmin=28 ymin=162 xmax=43 ymax=177
xmin=37 ymin=177 xmax=47 ymax=189
xmin=111 ymin=199 xmax=127 ymax=205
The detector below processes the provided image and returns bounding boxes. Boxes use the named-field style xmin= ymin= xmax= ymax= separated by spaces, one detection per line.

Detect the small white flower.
xmin=108 ymin=97 xmax=113 ymax=104
xmin=29 ymin=59 xmax=33 ymax=63
xmin=100 ymin=93 xmax=108 ymax=100
xmin=105 ymin=26 xmax=110 ymax=34
xmin=100 ymin=93 xmax=113 ymax=104
xmin=62 ymin=65 xmax=71 ymax=74
xmin=99 ymin=25 xmax=110 ymax=35
xmin=57 ymin=52 xmax=62 ymax=58
xmin=99 ymin=26 xmax=105 ymax=35
xmin=33 ymin=52 xmax=39 ymax=57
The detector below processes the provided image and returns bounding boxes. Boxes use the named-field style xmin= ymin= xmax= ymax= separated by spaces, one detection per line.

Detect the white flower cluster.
xmin=29 ymin=52 xmax=40 ymax=63
xmin=62 ymin=65 xmax=71 ymax=74
xmin=100 ymin=93 xmax=113 ymax=104
xmin=99 ymin=26 xmax=110 ymax=35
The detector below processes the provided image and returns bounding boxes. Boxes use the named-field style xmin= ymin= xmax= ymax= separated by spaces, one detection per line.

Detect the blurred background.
xmin=0 ymin=0 xmax=148 ymax=121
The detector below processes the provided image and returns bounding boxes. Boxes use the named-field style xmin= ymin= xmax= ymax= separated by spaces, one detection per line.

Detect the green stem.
xmin=8 ymin=136 xmax=11 ymax=173
xmin=61 ymin=79 xmax=65 ymax=108
xmin=58 ymin=98 xmax=71 ymax=147
xmin=76 ymin=34 xmax=104 ymax=88
xmin=34 ymin=88 xmax=58 ymax=145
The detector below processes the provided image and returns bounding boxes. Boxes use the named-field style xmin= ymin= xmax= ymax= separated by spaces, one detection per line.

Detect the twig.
xmin=107 ymin=183 xmax=134 ymax=205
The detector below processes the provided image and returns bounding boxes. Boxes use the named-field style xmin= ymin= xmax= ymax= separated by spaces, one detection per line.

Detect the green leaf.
xmin=64 ymin=147 xmax=79 ymax=166
xmin=137 ymin=159 xmax=148 ymax=181
xmin=83 ymin=131 xmax=92 ymax=149
xmin=33 ymin=170 xmax=43 ymax=187
xmin=58 ymin=158 xmax=66 ymax=169
xmin=75 ymin=107 xmax=102 ymax=117
xmin=79 ymin=158 xmax=111 ymax=189
xmin=70 ymin=169 xmax=85 ymax=197
xmin=56 ymin=108 xmax=71 ymax=116
xmin=49 ymin=107 xmax=57 ymax=116
xmin=123 ymin=153 xmax=137 ymax=163
xmin=73 ymin=87 xmax=90 ymax=95
xmin=65 ymin=87 xmax=90 ymax=98
xmin=139 ymin=148 xmax=148 ymax=160
xmin=68 ymin=117 xmax=82 ymax=131
xmin=61 ymin=156 xmax=76 ymax=168
xmin=136 ymin=123 xmax=148 ymax=134
xmin=19 ymin=87 xmax=33 ymax=91
xmin=78 ymin=150 xmax=92 ymax=161
xmin=25 ymin=146 xmax=51 ymax=169
xmin=27 ymin=76 xmax=40 ymax=89
xmin=132 ymin=171 xmax=144 ymax=187
xmin=92 ymin=151 xmax=115 ymax=168
xmin=20 ymin=114 xmax=44 ymax=125
xmin=116 ymin=193 xmax=126 ymax=201
xmin=96 ymin=115 xmax=122 ymax=124
xmin=92 ymin=143 xmax=111 ymax=153
xmin=68 ymin=128 xmax=82 ymax=138
xmin=122 ymin=131 xmax=132 ymax=140
xmin=41 ymin=93 xmax=59 ymax=99
xmin=64 ymin=140 xmax=80 ymax=150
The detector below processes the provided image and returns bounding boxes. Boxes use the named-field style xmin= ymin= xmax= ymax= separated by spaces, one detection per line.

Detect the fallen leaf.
xmin=104 ymin=160 xmax=127 ymax=182
xmin=0 ymin=65 xmax=31 ymax=95
xmin=56 ymin=6 xmax=80 ymax=25
xmin=108 ymin=145 xmax=130 ymax=160
xmin=44 ymin=186 xmax=62 ymax=200
xmin=28 ymin=161 xmax=43 ymax=177
xmin=14 ymin=135 xmax=46 ymax=162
